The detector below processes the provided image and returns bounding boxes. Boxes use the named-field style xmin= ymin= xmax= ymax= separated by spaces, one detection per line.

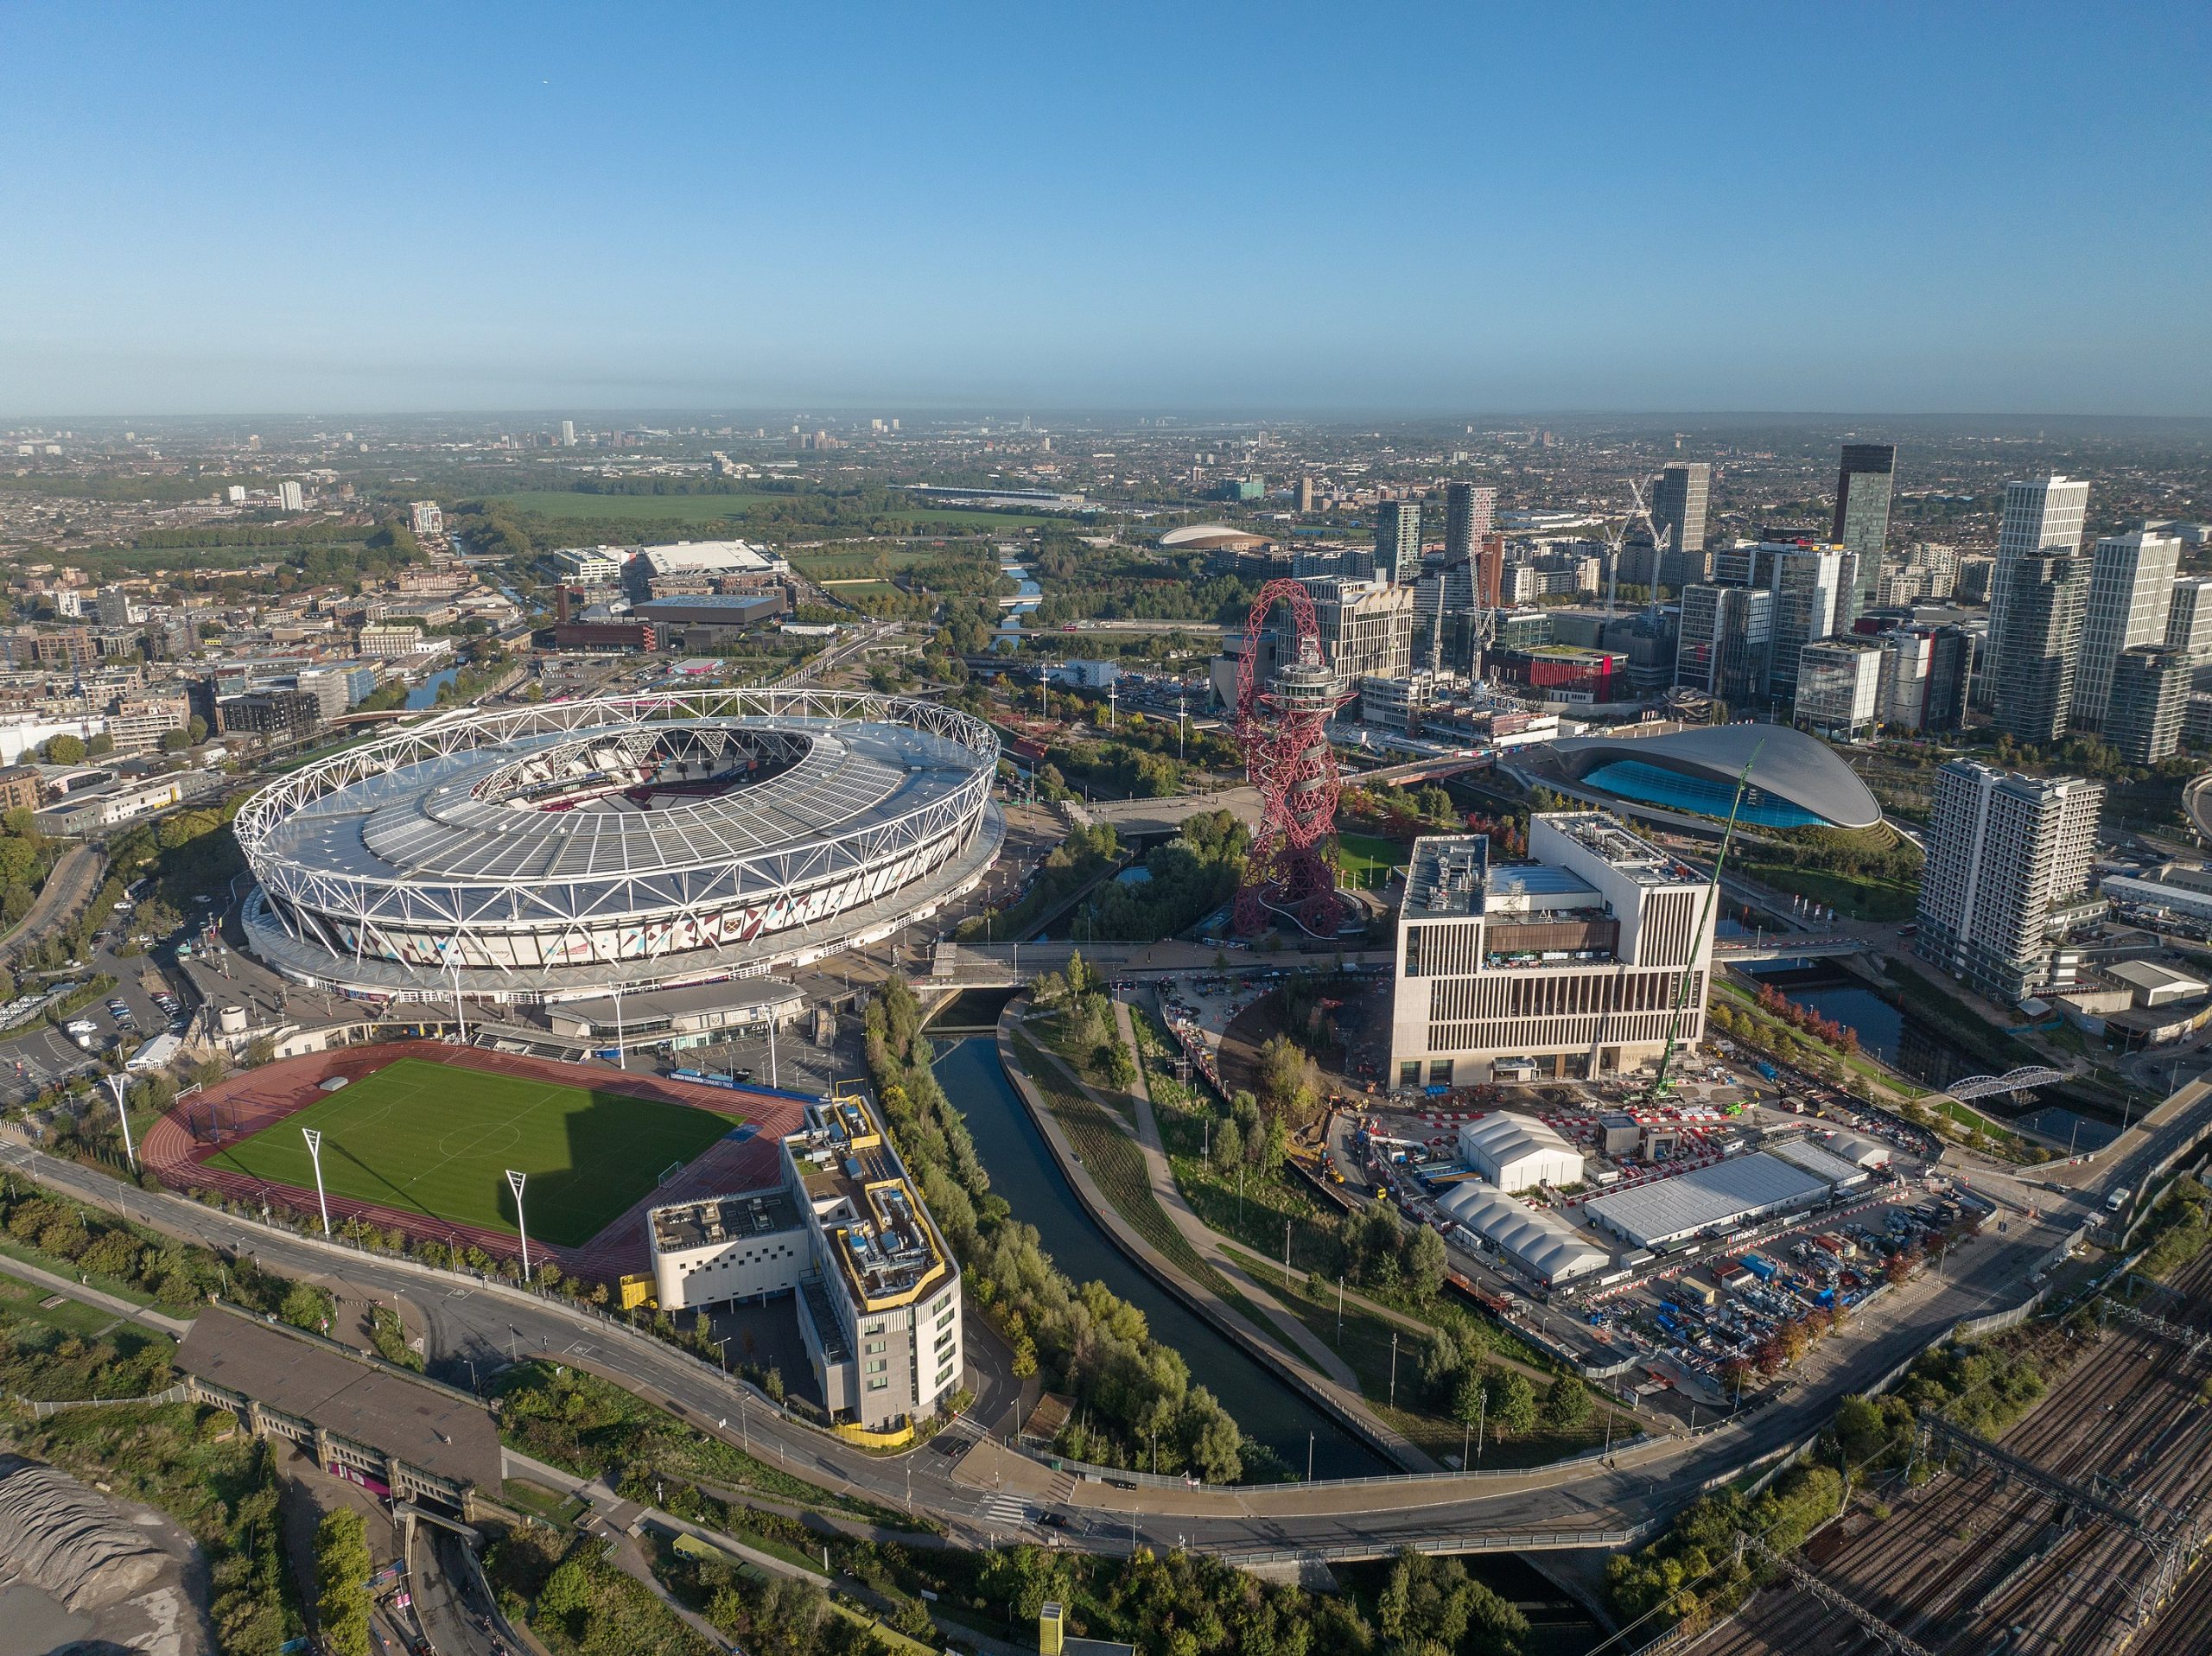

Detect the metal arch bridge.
xmin=1943 ymin=1066 xmax=2067 ymax=1102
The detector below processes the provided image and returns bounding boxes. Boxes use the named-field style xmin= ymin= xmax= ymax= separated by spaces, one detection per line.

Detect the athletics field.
xmin=200 ymin=1056 xmax=741 ymax=1247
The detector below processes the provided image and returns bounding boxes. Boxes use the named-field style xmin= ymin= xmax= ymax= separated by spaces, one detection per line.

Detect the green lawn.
xmin=493 ymin=490 xmax=1052 ymax=532
xmin=1737 ymin=860 xmax=1920 ymax=922
xmin=0 ymin=1269 xmax=123 ymax=1336
xmin=205 ymin=1059 xmax=737 ymax=1246
xmin=1337 ymin=832 xmax=1410 ymax=886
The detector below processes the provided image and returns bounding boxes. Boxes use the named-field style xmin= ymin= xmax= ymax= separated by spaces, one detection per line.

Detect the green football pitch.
xmin=205 ymin=1059 xmax=738 ymax=1247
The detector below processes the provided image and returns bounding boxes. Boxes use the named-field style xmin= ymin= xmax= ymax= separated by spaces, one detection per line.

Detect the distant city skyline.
xmin=3 ymin=4 xmax=2208 ymax=416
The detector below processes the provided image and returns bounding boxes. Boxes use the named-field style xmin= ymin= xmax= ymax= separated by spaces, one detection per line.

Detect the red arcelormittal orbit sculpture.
xmin=1234 ymin=578 xmax=1348 ymax=936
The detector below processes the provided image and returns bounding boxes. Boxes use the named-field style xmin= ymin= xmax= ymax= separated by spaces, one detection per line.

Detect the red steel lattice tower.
xmin=1234 ymin=579 xmax=1347 ymax=936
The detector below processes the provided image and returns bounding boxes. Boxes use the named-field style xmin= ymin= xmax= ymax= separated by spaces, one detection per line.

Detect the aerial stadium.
xmin=1512 ymin=723 xmax=1884 ymax=833
xmin=235 ymin=688 xmax=1002 ymax=1007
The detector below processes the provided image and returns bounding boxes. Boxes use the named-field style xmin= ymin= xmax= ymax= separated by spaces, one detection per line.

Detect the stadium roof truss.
xmin=237 ymin=688 xmax=1001 ymax=993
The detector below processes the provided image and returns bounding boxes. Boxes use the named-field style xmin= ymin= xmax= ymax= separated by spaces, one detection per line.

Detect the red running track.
xmin=140 ymin=1040 xmax=808 ymax=1279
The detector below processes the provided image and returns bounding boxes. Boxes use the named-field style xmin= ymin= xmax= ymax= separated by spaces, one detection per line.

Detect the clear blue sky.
xmin=3 ymin=3 xmax=2207 ymax=416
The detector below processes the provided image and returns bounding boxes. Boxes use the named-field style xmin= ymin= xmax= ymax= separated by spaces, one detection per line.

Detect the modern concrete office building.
xmin=1985 ymin=475 xmax=2091 ymax=699
xmin=1916 ymin=760 xmax=2103 ymax=1005
xmin=1993 ymin=551 xmax=2088 ymax=745
xmin=2074 ymin=526 xmax=2181 ymax=730
xmin=1389 ymin=812 xmax=1715 ymax=1086
xmin=1832 ymin=444 xmax=1897 ymax=618
xmin=647 ymin=1094 xmax=962 ymax=1431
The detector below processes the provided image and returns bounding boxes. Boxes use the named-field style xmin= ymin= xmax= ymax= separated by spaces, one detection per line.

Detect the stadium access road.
xmin=0 ymin=1134 xmax=2078 ymax=1560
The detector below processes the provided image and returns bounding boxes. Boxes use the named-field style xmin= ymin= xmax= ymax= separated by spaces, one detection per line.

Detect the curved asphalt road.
xmin=0 ymin=1135 xmax=2075 ymax=1559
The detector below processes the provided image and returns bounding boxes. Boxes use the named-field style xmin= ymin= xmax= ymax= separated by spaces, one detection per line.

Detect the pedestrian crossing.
xmin=976 ymin=1493 xmax=1030 ymax=1528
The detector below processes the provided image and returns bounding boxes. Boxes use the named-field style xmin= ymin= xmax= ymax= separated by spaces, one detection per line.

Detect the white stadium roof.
xmin=1580 ymin=1152 xmax=1834 ymax=1249
xmin=1440 ymin=1183 xmax=1612 ymax=1285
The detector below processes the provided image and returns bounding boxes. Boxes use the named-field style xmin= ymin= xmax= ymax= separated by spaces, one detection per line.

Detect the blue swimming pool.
xmin=1581 ymin=758 xmax=1827 ymax=828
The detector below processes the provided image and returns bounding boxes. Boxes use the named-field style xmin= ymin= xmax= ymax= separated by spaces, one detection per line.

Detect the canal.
xmin=928 ymin=1035 xmax=1388 ymax=1480
xmin=404 ymin=666 xmax=461 ymax=709
xmin=1742 ymin=962 xmax=2122 ymax=1151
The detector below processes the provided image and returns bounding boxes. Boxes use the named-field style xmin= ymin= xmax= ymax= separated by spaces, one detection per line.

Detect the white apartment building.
xmin=1985 ymin=476 xmax=2090 ymax=700
xmin=1390 ymin=812 xmax=1715 ymax=1087
xmin=277 ymin=480 xmax=305 ymax=512
xmin=1794 ymin=636 xmax=1885 ymax=740
xmin=409 ymin=501 xmax=444 ymax=538
xmin=358 ymin=625 xmax=424 ymax=658
xmin=1916 ymin=761 xmax=2103 ymax=1005
xmin=2164 ymin=576 xmax=2212 ymax=673
xmin=1306 ymin=576 xmax=1414 ymax=695
xmin=551 ymin=546 xmax=630 ymax=587
xmin=646 ymin=1094 xmax=961 ymax=1432
xmin=2073 ymin=527 xmax=2180 ymax=730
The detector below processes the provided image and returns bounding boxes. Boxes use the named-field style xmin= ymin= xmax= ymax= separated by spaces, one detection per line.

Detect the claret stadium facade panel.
xmin=236 ymin=690 xmax=1002 ymax=1005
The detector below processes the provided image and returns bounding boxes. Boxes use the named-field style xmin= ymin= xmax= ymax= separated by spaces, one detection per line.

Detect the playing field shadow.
xmin=493 ymin=1088 xmax=732 ymax=1247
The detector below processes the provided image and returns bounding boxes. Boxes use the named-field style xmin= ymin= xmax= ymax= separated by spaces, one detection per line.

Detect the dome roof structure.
xmin=1549 ymin=724 xmax=1883 ymax=832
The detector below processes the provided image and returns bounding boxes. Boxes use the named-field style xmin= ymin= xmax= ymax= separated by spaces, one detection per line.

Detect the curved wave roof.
xmin=1551 ymin=724 xmax=1882 ymax=832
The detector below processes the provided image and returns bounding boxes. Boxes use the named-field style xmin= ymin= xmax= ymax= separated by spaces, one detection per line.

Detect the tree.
xmin=187 ymin=714 xmax=208 ymax=743
xmin=1253 ymin=1032 xmax=1321 ymax=1123
xmin=312 ymin=1509 xmax=372 ymax=1656
xmin=42 ymin=733 xmax=85 ymax=765
xmin=1542 ymin=1374 xmax=1592 ymax=1431
xmin=1486 ymin=1369 xmax=1538 ymax=1437
xmin=1407 ymin=1224 xmax=1449 ymax=1302
xmin=160 ymin=729 xmax=190 ymax=752
xmin=86 ymin=732 xmax=115 ymax=757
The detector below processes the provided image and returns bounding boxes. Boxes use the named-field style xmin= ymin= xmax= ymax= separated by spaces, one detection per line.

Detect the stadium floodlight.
xmin=302 ymin=1126 xmax=332 ymax=1237
xmin=441 ymin=938 xmax=467 ymax=1045
xmin=103 ymin=1072 xmax=137 ymax=1174
xmin=506 ymin=1168 xmax=532 ymax=1282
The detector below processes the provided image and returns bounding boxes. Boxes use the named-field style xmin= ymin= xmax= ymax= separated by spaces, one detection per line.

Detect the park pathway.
xmin=1095 ymin=999 xmax=1365 ymax=1395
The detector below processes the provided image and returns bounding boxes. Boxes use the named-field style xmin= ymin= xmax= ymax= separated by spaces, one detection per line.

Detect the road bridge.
xmin=1944 ymin=1066 xmax=2067 ymax=1102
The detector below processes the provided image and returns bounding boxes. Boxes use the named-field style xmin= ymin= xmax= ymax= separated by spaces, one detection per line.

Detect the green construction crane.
xmin=1646 ymin=737 xmax=1764 ymax=1100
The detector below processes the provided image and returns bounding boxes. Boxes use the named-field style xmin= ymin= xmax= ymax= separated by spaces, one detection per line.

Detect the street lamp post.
xmin=610 ymin=985 xmax=626 ymax=1071
xmin=767 ymin=1015 xmax=779 ymax=1089
xmin=506 ymin=1169 xmax=533 ymax=1282
xmin=302 ymin=1127 xmax=332 ymax=1237
xmin=103 ymin=1072 xmax=137 ymax=1175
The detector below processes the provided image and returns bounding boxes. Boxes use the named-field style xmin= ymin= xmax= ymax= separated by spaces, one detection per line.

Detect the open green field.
xmin=0 ymin=1270 xmax=124 ymax=1336
xmin=205 ymin=1059 xmax=736 ymax=1246
xmin=492 ymin=490 xmax=1052 ymax=532
xmin=1336 ymin=831 xmax=1410 ymax=885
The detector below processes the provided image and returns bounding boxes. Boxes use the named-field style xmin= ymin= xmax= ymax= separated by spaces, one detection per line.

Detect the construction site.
xmin=1670 ymin=1238 xmax=2212 ymax=1656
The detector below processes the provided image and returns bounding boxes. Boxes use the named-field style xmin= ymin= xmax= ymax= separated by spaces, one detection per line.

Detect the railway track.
xmin=1681 ymin=1246 xmax=2212 ymax=1656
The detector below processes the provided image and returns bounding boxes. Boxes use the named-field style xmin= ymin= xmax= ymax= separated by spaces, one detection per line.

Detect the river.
xmin=929 ymin=1036 xmax=1386 ymax=1479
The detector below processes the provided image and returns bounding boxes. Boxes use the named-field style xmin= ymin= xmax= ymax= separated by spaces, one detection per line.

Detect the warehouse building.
xmin=1439 ymin=1183 xmax=1612 ymax=1285
xmin=1456 ymin=1113 xmax=1585 ymax=1194
xmin=1764 ymin=1136 xmax=1873 ymax=1190
xmin=1580 ymin=1152 xmax=1835 ymax=1251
